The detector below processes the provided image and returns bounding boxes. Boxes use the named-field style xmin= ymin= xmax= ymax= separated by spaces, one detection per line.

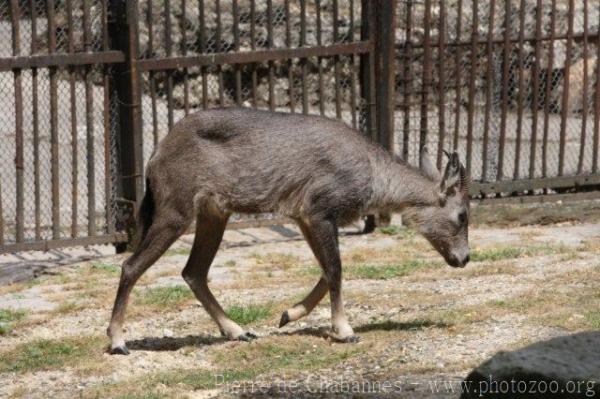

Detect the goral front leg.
xmin=303 ymin=216 xmax=359 ymax=343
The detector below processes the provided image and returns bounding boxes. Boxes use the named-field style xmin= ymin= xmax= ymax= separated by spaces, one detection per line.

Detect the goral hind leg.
xmin=182 ymin=212 xmax=256 ymax=341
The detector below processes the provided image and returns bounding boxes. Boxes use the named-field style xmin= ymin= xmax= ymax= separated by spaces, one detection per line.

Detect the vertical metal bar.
xmin=285 ymin=0 xmax=295 ymax=113
xmin=542 ymin=0 xmax=556 ymax=179
xmin=30 ymin=0 xmax=40 ymax=240
xmin=333 ymin=0 xmax=342 ymax=119
xmin=200 ymin=0 xmax=208 ymax=109
xmin=436 ymin=0 xmax=447 ymax=168
xmin=497 ymin=0 xmax=511 ymax=181
xmin=102 ymin=0 xmax=114 ymax=235
xmin=233 ymin=0 xmax=242 ymax=106
xmin=300 ymin=0 xmax=309 ymax=114
xmin=165 ymin=0 xmax=174 ymax=127
xmin=452 ymin=0 xmax=463 ymax=152
xmin=48 ymin=0 xmax=60 ymax=239
xmin=348 ymin=0 xmax=357 ymax=127
xmin=528 ymin=0 xmax=543 ymax=179
xmin=148 ymin=0 xmax=159 ymax=147
xmin=267 ymin=0 xmax=275 ymax=110
xmin=419 ymin=0 xmax=432 ymax=158
xmin=147 ymin=0 xmax=154 ymax=55
xmin=577 ymin=0 xmax=590 ymax=174
xmin=558 ymin=0 xmax=574 ymax=176
xmin=481 ymin=0 xmax=496 ymax=181
xmin=593 ymin=7 xmax=600 ymax=173
xmin=375 ymin=0 xmax=396 ymax=151
xmin=514 ymin=0 xmax=527 ymax=180
xmin=181 ymin=0 xmax=190 ymax=114
xmin=216 ymin=0 xmax=224 ymax=105
xmin=84 ymin=0 xmax=96 ymax=236
xmin=360 ymin=0 xmax=376 ymax=140
xmin=68 ymin=0 xmax=78 ymax=238
xmin=402 ymin=0 xmax=413 ymax=160
xmin=10 ymin=0 xmax=24 ymax=242
xmin=109 ymin=0 xmax=145 ymax=240
xmin=465 ymin=0 xmax=479 ymax=174
xmin=250 ymin=0 xmax=257 ymax=108
xmin=317 ymin=0 xmax=325 ymax=115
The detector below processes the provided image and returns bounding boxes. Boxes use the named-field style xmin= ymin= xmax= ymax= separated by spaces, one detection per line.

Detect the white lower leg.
xmin=330 ymin=291 xmax=355 ymax=339
xmin=191 ymin=281 xmax=246 ymax=339
xmin=286 ymin=278 xmax=328 ymax=322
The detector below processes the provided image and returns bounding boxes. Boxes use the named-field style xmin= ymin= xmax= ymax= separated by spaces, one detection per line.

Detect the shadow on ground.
xmin=126 ymin=334 xmax=227 ymax=352
xmin=462 ymin=331 xmax=600 ymax=398
xmin=274 ymin=318 xmax=450 ymax=339
xmin=123 ymin=319 xmax=450 ymax=352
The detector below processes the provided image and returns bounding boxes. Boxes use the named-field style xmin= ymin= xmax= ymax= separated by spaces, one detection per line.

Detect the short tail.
xmin=136 ymin=178 xmax=155 ymax=249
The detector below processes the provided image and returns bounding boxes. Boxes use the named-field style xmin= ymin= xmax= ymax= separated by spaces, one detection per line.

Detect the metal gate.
xmin=133 ymin=0 xmax=375 ymax=176
xmin=391 ymin=0 xmax=600 ymax=196
xmin=0 ymin=0 xmax=127 ymax=253
xmin=2 ymin=0 xmax=599 ymax=254
xmin=0 ymin=0 xmax=378 ymax=253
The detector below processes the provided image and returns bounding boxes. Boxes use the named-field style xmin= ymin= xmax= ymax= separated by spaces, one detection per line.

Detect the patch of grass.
xmin=347 ymin=259 xmax=428 ymax=280
xmin=224 ymin=260 xmax=237 ymax=267
xmin=471 ymin=247 xmax=523 ymax=262
xmin=156 ymin=369 xmax=255 ymax=391
xmin=164 ymin=247 xmax=191 ymax=257
xmin=460 ymin=263 xmax=520 ymax=277
xmin=51 ymin=301 xmax=86 ymax=316
xmin=90 ymin=262 xmax=121 ymax=275
xmin=249 ymin=252 xmax=301 ymax=270
xmin=585 ymin=311 xmax=600 ymax=329
xmin=469 ymin=244 xmax=573 ymax=263
xmin=485 ymin=287 xmax=600 ymax=331
xmin=580 ymin=239 xmax=600 ymax=253
xmin=0 ymin=308 xmax=27 ymax=335
xmin=136 ymin=285 xmax=194 ymax=307
xmin=0 ymin=336 xmax=102 ymax=373
xmin=432 ymin=307 xmax=489 ymax=326
xmin=91 ymin=337 xmax=363 ymax=398
xmin=225 ymin=303 xmax=273 ymax=325
xmin=377 ymin=225 xmax=416 ymax=239
xmin=115 ymin=394 xmax=168 ymax=399
xmin=213 ymin=337 xmax=363 ymax=373
xmin=299 ymin=265 xmax=322 ymax=277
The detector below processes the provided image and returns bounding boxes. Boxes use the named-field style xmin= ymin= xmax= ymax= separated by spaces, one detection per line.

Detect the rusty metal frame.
xmin=137 ymin=42 xmax=374 ymax=71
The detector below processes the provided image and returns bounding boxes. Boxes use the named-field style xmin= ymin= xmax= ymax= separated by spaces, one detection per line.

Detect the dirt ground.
xmin=0 ymin=200 xmax=599 ymax=398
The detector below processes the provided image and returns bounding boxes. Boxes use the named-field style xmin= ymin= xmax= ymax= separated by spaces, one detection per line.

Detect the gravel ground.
xmin=0 ymin=207 xmax=599 ymax=398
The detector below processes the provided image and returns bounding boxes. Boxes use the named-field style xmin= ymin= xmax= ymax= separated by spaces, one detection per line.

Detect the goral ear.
xmin=420 ymin=146 xmax=441 ymax=181
xmin=440 ymin=152 xmax=463 ymax=196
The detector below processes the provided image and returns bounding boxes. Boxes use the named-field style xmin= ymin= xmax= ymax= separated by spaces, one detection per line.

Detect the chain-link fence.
xmin=395 ymin=0 xmax=600 ymax=188
xmin=0 ymin=0 xmax=123 ymax=251
xmin=137 ymin=0 xmax=368 ymax=168
xmin=3 ymin=0 xmax=597 ymax=252
xmin=0 ymin=0 xmax=372 ymax=252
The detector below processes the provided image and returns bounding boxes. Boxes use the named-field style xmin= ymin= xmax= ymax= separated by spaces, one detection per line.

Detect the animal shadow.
xmin=126 ymin=334 xmax=226 ymax=352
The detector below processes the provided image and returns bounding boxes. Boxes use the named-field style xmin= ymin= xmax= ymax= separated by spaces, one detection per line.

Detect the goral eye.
xmin=458 ymin=211 xmax=467 ymax=225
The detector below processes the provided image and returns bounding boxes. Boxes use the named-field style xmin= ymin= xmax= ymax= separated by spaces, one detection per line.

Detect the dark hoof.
xmin=237 ymin=332 xmax=258 ymax=342
xmin=279 ymin=311 xmax=290 ymax=328
xmin=110 ymin=346 xmax=130 ymax=355
xmin=332 ymin=335 xmax=361 ymax=343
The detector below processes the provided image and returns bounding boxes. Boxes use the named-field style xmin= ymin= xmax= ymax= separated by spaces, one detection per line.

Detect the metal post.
xmin=360 ymin=0 xmax=377 ymax=141
xmin=109 ymin=0 xmax=144 ymax=251
xmin=374 ymin=0 xmax=396 ymax=151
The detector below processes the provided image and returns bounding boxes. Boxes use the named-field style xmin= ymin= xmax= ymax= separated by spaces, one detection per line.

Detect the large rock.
xmin=462 ymin=331 xmax=600 ymax=398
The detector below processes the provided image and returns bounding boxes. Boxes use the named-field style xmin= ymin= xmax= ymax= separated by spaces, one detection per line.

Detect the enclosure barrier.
xmin=0 ymin=0 xmax=599 ymax=254
xmin=391 ymin=0 xmax=600 ymax=195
